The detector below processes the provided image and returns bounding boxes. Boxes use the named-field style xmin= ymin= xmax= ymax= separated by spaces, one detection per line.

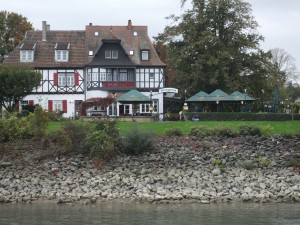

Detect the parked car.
xmin=191 ymin=115 xmax=200 ymax=121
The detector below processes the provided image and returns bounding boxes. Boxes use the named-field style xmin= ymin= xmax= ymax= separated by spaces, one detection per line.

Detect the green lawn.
xmin=48 ymin=120 xmax=300 ymax=136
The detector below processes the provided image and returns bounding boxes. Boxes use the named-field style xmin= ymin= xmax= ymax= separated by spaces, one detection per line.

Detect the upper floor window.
xmin=19 ymin=43 xmax=36 ymax=62
xmin=54 ymin=72 xmax=79 ymax=87
xmin=58 ymin=73 xmax=74 ymax=86
xmin=105 ymin=50 xmax=118 ymax=59
xmin=55 ymin=50 xmax=69 ymax=62
xmin=141 ymin=50 xmax=149 ymax=61
xmin=55 ymin=42 xmax=70 ymax=62
xmin=20 ymin=50 xmax=34 ymax=62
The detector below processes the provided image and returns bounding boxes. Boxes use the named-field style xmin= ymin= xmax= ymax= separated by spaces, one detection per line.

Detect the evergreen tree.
xmin=156 ymin=0 xmax=271 ymax=97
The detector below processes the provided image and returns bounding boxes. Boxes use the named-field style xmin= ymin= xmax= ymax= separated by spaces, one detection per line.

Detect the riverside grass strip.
xmin=48 ymin=121 xmax=300 ymax=136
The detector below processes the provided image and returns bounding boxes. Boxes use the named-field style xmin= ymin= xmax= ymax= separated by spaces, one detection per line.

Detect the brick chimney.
xmin=127 ymin=20 xmax=132 ymax=30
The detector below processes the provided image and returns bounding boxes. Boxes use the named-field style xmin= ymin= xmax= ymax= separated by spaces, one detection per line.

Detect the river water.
xmin=0 ymin=202 xmax=299 ymax=225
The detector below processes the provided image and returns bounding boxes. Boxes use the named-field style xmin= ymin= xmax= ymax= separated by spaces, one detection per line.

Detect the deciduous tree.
xmin=0 ymin=65 xmax=41 ymax=112
xmin=0 ymin=11 xmax=33 ymax=62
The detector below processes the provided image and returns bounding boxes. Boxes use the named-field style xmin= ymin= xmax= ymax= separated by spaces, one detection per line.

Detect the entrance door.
xmin=119 ymin=104 xmax=130 ymax=115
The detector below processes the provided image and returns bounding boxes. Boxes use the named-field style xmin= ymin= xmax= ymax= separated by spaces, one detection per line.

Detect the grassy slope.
xmin=48 ymin=121 xmax=300 ymax=136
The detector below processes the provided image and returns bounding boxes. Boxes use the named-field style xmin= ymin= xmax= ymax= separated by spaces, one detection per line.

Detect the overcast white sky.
xmin=2 ymin=0 xmax=300 ymax=79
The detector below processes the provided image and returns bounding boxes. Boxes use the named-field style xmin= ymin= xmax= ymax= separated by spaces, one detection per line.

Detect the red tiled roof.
xmin=3 ymin=21 xmax=165 ymax=68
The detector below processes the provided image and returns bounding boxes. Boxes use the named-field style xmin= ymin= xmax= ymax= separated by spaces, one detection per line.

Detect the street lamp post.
xmin=216 ymin=100 xmax=219 ymax=112
xmin=241 ymin=101 xmax=244 ymax=112
xmin=149 ymin=90 xmax=153 ymax=115
xmin=262 ymin=89 xmax=265 ymax=112
xmin=244 ymin=89 xmax=247 ymax=112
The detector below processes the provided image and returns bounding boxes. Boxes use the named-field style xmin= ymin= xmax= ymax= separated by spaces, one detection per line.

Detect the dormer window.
xmin=105 ymin=50 xmax=118 ymax=59
xmin=141 ymin=50 xmax=149 ymax=61
xmin=20 ymin=43 xmax=36 ymax=62
xmin=55 ymin=43 xmax=70 ymax=62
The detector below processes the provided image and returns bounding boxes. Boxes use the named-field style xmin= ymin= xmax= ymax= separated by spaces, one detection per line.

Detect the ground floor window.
xmin=141 ymin=100 xmax=158 ymax=113
xmin=20 ymin=101 xmax=29 ymax=109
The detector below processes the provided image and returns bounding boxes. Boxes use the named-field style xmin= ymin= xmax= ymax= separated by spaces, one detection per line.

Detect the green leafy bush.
xmin=213 ymin=127 xmax=238 ymax=137
xmin=255 ymin=156 xmax=272 ymax=167
xmin=237 ymin=160 xmax=256 ymax=170
xmin=189 ymin=126 xmax=212 ymax=137
xmin=46 ymin=120 xmax=120 ymax=160
xmin=166 ymin=128 xmax=183 ymax=137
xmin=260 ymin=125 xmax=275 ymax=137
xmin=239 ymin=125 xmax=261 ymax=136
xmin=2 ymin=115 xmax=33 ymax=141
xmin=285 ymin=158 xmax=300 ymax=167
xmin=47 ymin=111 xmax=64 ymax=121
xmin=47 ymin=121 xmax=91 ymax=154
xmin=121 ymin=126 xmax=154 ymax=155
xmin=82 ymin=130 xmax=116 ymax=159
xmin=28 ymin=106 xmax=49 ymax=138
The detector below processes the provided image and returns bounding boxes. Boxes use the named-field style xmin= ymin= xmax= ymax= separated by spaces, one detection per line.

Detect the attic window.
xmin=55 ymin=43 xmax=70 ymax=62
xmin=129 ymin=50 xmax=134 ymax=55
xmin=89 ymin=51 xmax=94 ymax=56
xmin=19 ymin=43 xmax=36 ymax=62
xmin=133 ymin=31 xmax=137 ymax=36
xmin=105 ymin=50 xmax=118 ymax=59
xmin=95 ymin=32 xmax=99 ymax=36
xmin=141 ymin=50 xmax=149 ymax=61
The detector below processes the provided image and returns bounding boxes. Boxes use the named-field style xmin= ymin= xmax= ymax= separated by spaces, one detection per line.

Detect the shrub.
xmin=213 ymin=127 xmax=238 ymax=137
xmin=285 ymin=158 xmax=300 ymax=167
xmin=239 ymin=125 xmax=261 ymax=136
xmin=189 ymin=126 xmax=212 ymax=137
xmin=2 ymin=115 xmax=33 ymax=141
xmin=121 ymin=125 xmax=154 ymax=155
xmin=260 ymin=125 xmax=275 ymax=137
xmin=255 ymin=156 xmax=272 ymax=167
xmin=47 ymin=121 xmax=91 ymax=154
xmin=166 ymin=128 xmax=183 ymax=137
xmin=238 ymin=160 xmax=256 ymax=170
xmin=29 ymin=106 xmax=49 ymax=138
xmin=82 ymin=130 xmax=116 ymax=159
xmin=47 ymin=111 xmax=64 ymax=121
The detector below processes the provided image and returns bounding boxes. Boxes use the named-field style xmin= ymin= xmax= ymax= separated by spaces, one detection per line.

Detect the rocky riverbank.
xmin=1 ymin=135 xmax=300 ymax=204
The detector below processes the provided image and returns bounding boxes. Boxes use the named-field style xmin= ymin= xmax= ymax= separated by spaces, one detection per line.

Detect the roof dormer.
xmin=19 ymin=43 xmax=36 ymax=62
xmin=55 ymin=43 xmax=70 ymax=62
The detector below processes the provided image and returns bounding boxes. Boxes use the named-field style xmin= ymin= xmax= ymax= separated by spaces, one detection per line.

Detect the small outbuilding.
xmin=186 ymin=89 xmax=254 ymax=112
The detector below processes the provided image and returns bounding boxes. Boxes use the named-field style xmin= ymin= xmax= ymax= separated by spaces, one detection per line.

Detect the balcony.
xmin=102 ymin=82 xmax=136 ymax=88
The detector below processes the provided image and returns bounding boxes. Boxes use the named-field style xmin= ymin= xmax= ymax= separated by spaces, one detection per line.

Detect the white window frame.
xmin=53 ymin=100 xmax=63 ymax=112
xmin=58 ymin=73 xmax=74 ymax=86
xmin=105 ymin=50 xmax=111 ymax=59
xmin=141 ymin=100 xmax=158 ymax=113
xmin=112 ymin=50 xmax=118 ymax=59
xmin=100 ymin=72 xmax=106 ymax=81
xmin=92 ymin=72 xmax=99 ymax=81
xmin=20 ymin=50 xmax=34 ymax=62
xmin=141 ymin=50 xmax=149 ymax=61
xmin=20 ymin=100 xmax=29 ymax=109
xmin=105 ymin=50 xmax=118 ymax=59
xmin=55 ymin=50 xmax=69 ymax=62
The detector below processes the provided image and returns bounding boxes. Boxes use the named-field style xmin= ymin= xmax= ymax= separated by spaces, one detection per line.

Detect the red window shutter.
xmin=74 ymin=71 xmax=79 ymax=86
xmin=53 ymin=73 xmax=58 ymax=86
xmin=48 ymin=100 xmax=53 ymax=112
xmin=62 ymin=100 xmax=67 ymax=113
xmin=29 ymin=100 xmax=34 ymax=106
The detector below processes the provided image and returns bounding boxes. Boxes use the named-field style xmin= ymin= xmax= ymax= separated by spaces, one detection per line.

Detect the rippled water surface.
xmin=0 ymin=202 xmax=299 ymax=225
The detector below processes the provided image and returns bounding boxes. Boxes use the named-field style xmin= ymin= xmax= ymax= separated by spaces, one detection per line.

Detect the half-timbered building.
xmin=3 ymin=20 xmax=165 ymax=118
